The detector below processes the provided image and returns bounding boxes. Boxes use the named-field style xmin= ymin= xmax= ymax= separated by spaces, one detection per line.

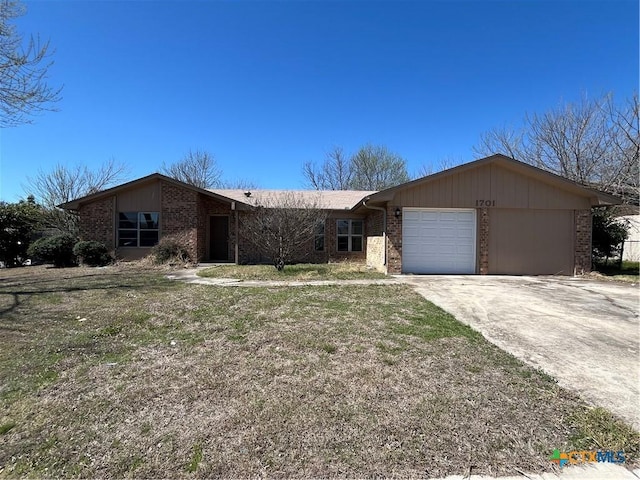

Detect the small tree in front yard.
xmin=0 ymin=197 xmax=43 ymax=267
xmin=240 ymin=193 xmax=327 ymax=270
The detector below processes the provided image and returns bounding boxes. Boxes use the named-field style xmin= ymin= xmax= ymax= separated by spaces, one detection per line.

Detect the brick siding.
xmin=574 ymin=209 xmax=592 ymax=274
xmin=365 ymin=210 xmax=384 ymax=236
xmin=160 ymin=182 xmax=199 ymax=261
xmin=478 ymin=208 xmax=489 ymax=275
xmin=78 ymin=196 xmax=114 ymax=252
xmin=236 ymin=213 xmax=366 ymax=265
xmin=197 ymin=195 xmax=234 ymax=262
xmin=386 ymin=205 xmax=402 ymax=274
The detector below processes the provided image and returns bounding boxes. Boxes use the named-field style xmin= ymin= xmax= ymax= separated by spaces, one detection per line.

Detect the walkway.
xmin=167 ymin=268 xmax=398 ymax=287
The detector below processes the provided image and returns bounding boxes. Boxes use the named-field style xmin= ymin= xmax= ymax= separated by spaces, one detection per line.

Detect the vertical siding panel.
xmin=394 ymin=162 xmax=591 ymax=210
xmin=117 ymin=181 xmax=161 ymax=211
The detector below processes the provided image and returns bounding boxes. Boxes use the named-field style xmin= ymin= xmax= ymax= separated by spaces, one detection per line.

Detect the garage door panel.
xmin=404 ymin=225 xmax=422 ymax=237
xmin=404 ymin=210 xmax=422 ymax=221
xmin=420 ymin=211 xmax=439 ymax=221
xmin=402 ymin=208 xmax=477 ymax=274
xmin=457 ymin=244 xmax=474 ymax=254
xmin=489 ymin=209 xmax=574 ymax=275
xmin=440 ymin=212 xmax=460 ymax=222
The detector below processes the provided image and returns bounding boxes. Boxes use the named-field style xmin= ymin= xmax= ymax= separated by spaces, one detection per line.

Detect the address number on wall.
xmin=475 ymin=200 xmax=496 ymax=207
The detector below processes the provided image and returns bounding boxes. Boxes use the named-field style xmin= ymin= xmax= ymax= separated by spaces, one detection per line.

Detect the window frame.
xmin=314 ymin=221 xmax=325 ymax=252
xmin=336 ymin=219 xmax=364 ymax=252
xmin=118 ymin=211 xmax=160 ymax=248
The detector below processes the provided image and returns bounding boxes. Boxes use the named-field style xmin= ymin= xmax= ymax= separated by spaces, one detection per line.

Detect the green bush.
xmin=73 ymin=241 xmax=112 ymax=267
xmin=27 ymin=233 xmax=77 ymax=267
xmin=151 ymin=237 xmax=191 ymax=264
xmin=0 ymin=198 xmax=43 ymax=267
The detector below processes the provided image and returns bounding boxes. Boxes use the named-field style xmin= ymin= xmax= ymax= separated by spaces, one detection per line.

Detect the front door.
xmin=209 ymin=216 xmax=229 ymax=261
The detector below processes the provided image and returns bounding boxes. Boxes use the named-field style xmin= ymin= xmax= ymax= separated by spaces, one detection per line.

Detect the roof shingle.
xmin=209 ymin=189 xmax=377 ymax=210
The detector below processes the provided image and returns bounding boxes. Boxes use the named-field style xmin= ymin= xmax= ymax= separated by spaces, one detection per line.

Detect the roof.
xmin=58 ymin=173 xmax=242 ymax=210
xmin=59 ymin=154 xmax=621 ymax=212
xmin=209 ymin=189 xmax=376 ymax=210
xmin=359 ymin=153 xmax=621 ymax=208
xmin=58 ymin=172 xmax=375 ymax=211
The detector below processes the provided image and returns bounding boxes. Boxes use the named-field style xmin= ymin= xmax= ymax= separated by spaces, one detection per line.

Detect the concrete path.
xmin=167 ymin=268 xmax=398 ymax=287
xmin=396 ymin=275 xmax=640 ymax=431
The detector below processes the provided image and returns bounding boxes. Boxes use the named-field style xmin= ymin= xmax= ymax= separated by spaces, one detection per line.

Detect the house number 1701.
xmin=475 ymin=200 xmax=496 ymax=207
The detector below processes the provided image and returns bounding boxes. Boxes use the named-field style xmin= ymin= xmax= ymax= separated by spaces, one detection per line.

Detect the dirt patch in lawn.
xmin=0 ymin=265 xmax=637 ymax=478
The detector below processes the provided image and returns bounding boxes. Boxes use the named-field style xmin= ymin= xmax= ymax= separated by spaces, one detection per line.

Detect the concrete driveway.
xmin=397 ymin=275 xmax=640 ymax=430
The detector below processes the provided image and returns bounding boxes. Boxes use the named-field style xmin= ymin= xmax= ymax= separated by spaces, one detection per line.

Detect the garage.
xmin=358 ymin=154 xmax=620 ymax=275
xmin=402 ymin=208 xmax=476 ymax=274
xmin=489 ymin=209 xmax=574 ymax=275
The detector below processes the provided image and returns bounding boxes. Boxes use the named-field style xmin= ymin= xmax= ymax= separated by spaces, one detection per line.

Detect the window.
xmin=118 ymin=212 xmax=159 ymax=247
xmin=337 ymin=219 xmax=363 ymax=252
xmin=314 ymin=221 xmax=325 ymax=251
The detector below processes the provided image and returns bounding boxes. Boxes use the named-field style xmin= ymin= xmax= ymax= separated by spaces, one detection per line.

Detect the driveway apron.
xmin=397 ymin=275 xmax=640 ymax=430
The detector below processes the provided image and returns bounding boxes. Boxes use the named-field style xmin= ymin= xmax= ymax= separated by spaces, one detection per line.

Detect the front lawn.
xmin=0 ymin=265 xmax=637 ymax=478
xmin=198 ymin=262 xmax=388 ymax=280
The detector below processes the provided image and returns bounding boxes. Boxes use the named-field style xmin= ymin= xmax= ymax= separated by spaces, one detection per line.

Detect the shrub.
xmin=151 ymin=237 xmax=191 ymax=264
xmin=0 ymin=198 xmax=43 ymax=267
xmin=73 ymin=241 xmax=112 ymax=267
xmin=27 ymin=233 xmax=77 ymax=267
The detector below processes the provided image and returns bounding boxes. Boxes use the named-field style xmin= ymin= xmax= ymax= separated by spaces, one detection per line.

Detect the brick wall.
xmin=161 ymin=182 xmax=199 ymax=261
xmin=78 ymin=196 xmax=114 ymax=251
xmin=386 ymin=205 xmax=402 ymax=274
xmin=236 ymin=211 xmax=322 ymax=264
xmin=365 ymin=210 xmax=384 ymax=236
xmin=574 ymin=209 xmax=592 ymax=274
xmin=478 ymin=208 xmax=489 ymax=275
xmin=197 ymin=195 xmax=234 ymax=262
xmin=236 ymin=213 xmax=367 ymax=265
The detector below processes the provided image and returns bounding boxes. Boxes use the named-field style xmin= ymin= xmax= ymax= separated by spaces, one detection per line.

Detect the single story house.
xmin=60 ymin=154 xmax=620 ymax=275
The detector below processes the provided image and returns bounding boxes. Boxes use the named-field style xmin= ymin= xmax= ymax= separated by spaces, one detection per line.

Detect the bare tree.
xmin=240 ymin=192 xmax=327 ymax=270
xmin=350 ymin=144 xmax=410 ymax=190
xmin=474 ymin=93 xmax=639 ymax=204
xmin=303 ymin=146 xmax=352 ymax=190
xmin=606 ymin=93 xmax=639 ymax=203
xmin=1 ymin=0 xmax=62 ymax=127
xmin=303 ymin=144 xmax=410 ymax=191
xmin=26 ymin=159 xmax=127 ymax=235
xmin=161 ymin=149 xmax=222 ymax=189
xmin=220 ymin=178 xmax=261 ymax=190
xmin=415 ymin=156 xmax=465 ymax=178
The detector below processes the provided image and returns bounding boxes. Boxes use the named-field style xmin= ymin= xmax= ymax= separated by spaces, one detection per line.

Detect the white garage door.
xmin=402 ymin=208 xmax=477 ymax=274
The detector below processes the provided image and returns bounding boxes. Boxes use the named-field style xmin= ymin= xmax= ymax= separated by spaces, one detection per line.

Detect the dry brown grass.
xmin=0 ymin=265 xmax=637 ymax=478
xmin=197 ymin=262 xmax=388 ymax=280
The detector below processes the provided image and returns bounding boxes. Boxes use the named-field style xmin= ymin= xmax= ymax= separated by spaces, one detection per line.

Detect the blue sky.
xmin=0 ymin=0 xmax=637 ymax=201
